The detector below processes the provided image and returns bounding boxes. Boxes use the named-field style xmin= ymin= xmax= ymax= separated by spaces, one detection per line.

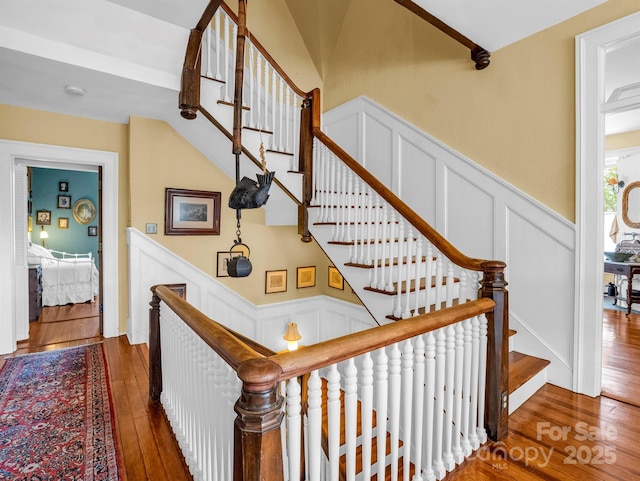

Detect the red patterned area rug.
xmin=0 ymin=344 xmax=122 ymax=480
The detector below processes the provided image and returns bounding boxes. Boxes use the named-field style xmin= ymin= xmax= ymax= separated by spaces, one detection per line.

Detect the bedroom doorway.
xmin=0 ymin=140 xmax=119 ymax=356
xmin=25 ymin=164 xmax=103 ymax=345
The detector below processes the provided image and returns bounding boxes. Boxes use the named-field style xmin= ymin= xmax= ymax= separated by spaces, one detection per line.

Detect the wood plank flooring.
xmin=2 ymin=302 xmax=640 ymax=480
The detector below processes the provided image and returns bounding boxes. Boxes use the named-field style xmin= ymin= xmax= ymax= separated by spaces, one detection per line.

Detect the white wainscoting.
xmin=127 ymin=227 xmax=375 ymax=351
xmin=323 ymin=97 xmax=576 ymax=390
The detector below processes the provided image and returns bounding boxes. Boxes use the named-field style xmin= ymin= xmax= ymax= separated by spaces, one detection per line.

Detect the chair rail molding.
xmin=323 ymin=96 xmax=577 ymax=390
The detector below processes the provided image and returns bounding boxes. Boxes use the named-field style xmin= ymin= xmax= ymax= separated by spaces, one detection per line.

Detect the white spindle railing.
xmin=159 ymin=302 xmax=241 ymax=481
xmin=312 ymin=139 xmax=481 ymax=320
xmin=202 ymin=7 xmax=304 ymax=158
xmin=276 ymin=313 xmax=489 ymax=481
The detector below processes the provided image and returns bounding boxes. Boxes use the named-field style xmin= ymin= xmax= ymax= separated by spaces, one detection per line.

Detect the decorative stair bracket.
xmin=394 ymin=0 xmax=491 ymax=70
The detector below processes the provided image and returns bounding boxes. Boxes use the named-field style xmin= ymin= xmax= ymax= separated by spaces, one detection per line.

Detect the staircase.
xmin=175 ymin=2 xmax=550 ymax=479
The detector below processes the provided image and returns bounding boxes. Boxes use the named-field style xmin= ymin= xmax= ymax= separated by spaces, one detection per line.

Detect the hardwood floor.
xmin=4 ymin=302 xmax=640 ymax=480
xmin=602 ymin=307 xmax=640 ymax=406
xmin=1 ymin=301 xmax=192 ymax=481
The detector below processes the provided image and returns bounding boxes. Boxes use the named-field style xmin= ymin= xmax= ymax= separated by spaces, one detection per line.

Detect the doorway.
xmin=0 ymin=140 xmax=119 ymax=355
xmin=575 ymin=11 xmax=640 ymax=397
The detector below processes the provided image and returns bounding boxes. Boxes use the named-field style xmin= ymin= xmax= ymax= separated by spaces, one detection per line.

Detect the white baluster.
xmin=248 ymin=44 xmax=256 ymax=128
xmin=385 ymin=212 xmax=396 ymax=292
xmin=469 ymin=316 xmax=480 ymax=450
xmin=351 ymin=179 xmax=360 ymax=263
xmin=255 ymin=54 xmax=263 ymax=130
xmin=371 ymin=200 xmax=382 ymax=288
xmin=278 ymin=77 xmax=284 ymax=151
xmin=360 ymin=353 xmax=374 ymax=480
xmin=423 ymin=333 xmax=436 ymax=481
xmin=223 ymin=15 xmax=231 ymax=100
xmin=452 ymin=321 xmax=464 ymax=464
xmin=389 ymin=343 xmax=402 ymax=481
xmin=443 ymin=326 xmax=456 ymax=471
xmin=214 ymin=11 xmax=221 ymax=80
xmin=434 ymin=255 xmax=443 ymax=311
xmin=412 ymin=335 xmax=425 ymax=481
xmin=394 ymin=221 xmax=405 ymax=317
xmin=461 ymin=319 xmax=473 ymax=456
xmin=205 ymin=26 xmax=212 ymax=78
xmin=329 ymin=156 xmax=336 ymax=224
xmin=271 ymin=69 xmax=277 ymax=148
xmin=445 ymin=263 xmax=455 ymax=308
xmin=285 ymin=87 xmax=292 ymax=153
xmin=424 ymin=244 xmax=433 ymax=312
xmin=375 ymin=348 xmax=389 ymax=481
xmin=345 ymin=359 xmax=358 ymax=481
xmin=414 ymin=238 xmax=423 ymax=316
xmin=477 ymin=314 xmax=488 ymax=444
xmin=308 ymin=371 xmax=322 ymax=481
xmin=327 ymin=364 xmax=341 ymax=481
xmin=365 ymin=188 xmax=374 ymax=266
xmin=401 ymin=340 xmax=414 ymax=481
xmin=345 ymin=171 xmax=353 ymax=244
xmin=433 ymin=329 xmax=446 ymax=479
xmin=403 ymin=227 xmax=414 ymax=319
xmin=264 ymin=62 xmax=271 ymax=131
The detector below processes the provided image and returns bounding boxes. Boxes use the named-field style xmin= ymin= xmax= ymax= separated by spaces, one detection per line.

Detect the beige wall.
xmin=0 ymin=104 xmax=131 ymax=331
xmin=271 ymin=0 xmax=640 ymax=222
xmin=606 ymin=129 xmax=640 ymax=151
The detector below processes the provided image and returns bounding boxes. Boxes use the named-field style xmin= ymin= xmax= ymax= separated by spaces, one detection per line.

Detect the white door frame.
xmin=0 ymin=140 xmax=119 ymax=354
xmin=575 ymin=11 xmax=640 ymax=396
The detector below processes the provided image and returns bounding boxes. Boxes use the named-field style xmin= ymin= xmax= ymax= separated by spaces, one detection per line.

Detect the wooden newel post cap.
xmin=235 ymin=358 xmax=283 ymax=433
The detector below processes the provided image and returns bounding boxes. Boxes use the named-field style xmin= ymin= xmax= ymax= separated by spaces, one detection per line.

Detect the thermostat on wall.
xmin=146 ymin=223 xmax=158 ymax=234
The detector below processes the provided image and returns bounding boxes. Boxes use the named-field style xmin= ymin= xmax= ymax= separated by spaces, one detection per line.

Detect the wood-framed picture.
xmin=59 ymin=181 xmax=69 ymax=192
xmin=57 ymin=194 xmax=71 ymax=209
xmin=58 ymin=217 xmax=69 ymax=229
xmin=265 ymin=269 xmax=287 ymax=294
xmin=328 ymin=266 xmax=344 ymax=290
xmin=165 ymin=188 xmax=221 ymax=236
xmin=35 ymin=210 xmax=51 ymax=225
xmin=217 ymin=251 xmax=241 ymax=277
xmin=296 ymin=266 xmax=316 ymax=289
xmin=88 ymin=226 xmax=97 ymax=236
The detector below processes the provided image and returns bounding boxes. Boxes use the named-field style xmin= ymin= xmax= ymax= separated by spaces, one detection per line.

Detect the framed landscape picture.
xmin=165 ymin=188 xmax=221 ymax=235
xmin=296 ymin=266 xmax=316 ymax=289
xmin=265 ymin=270 xmax=287 ymax=294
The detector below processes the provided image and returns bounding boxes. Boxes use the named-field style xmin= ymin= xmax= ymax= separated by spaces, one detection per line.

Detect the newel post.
xmin=480 ymin=261 xmax=509 ymax=441
xmin=234 ymin=358 xmax=285 ymax=481
xmin=149 ymin=289 xmax=162 ymax=402
xmin=298 ymin=89 xmax=319 ymax=243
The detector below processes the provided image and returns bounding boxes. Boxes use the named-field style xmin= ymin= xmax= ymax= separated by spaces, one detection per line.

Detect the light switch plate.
xmin=146 ymin=223 xmax=158 ymax=234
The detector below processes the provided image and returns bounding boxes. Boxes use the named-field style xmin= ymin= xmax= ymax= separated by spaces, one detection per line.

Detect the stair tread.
xmin=364 ymin=276 xmax=459 ymax=296
xmin=509 ymin=328 xmax=517 ymax=337
xmin=509 ymin=351 xmax=550 ymax=394
xmin=385 ymin=298 xmax=460 ymax=320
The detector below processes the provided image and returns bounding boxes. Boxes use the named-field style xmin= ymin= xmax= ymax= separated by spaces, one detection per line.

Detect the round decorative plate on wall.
xmin=73 ymin=198 xmax=96 ymax=224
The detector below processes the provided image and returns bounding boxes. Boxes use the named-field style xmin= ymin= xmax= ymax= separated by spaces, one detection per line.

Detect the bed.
xmin=27 ymin=243 xmax=99 ymax=306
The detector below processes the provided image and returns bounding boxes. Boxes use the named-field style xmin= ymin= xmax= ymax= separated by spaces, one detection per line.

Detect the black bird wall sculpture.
xmin=228 ymin=170 xmax=275 ymax=209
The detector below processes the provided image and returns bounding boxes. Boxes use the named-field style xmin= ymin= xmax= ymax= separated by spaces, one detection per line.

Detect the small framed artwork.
xmin=36 ymin=210 xmax=51 ymax=225
xmin=217 ymin=251 xmax=241 ymax=277
xmin=59 ymin=181 xmax=69 ymax=192
xmin=165 ymin=188 xmax=221 ymax=235
xmin=167 ymin=283 xmax=187 ymax=300
xmin=58 ymin=217 xmax=69 ymax=229
xmin=296 ymin=266 xmax=316 ymax=289
xmin=88 ymin=226 xmax=98 ymax=236
xmin=58 ymin=195 xmax=71 ymax=209
xmin=265 ymin=270 xmax=287 ymax=294
xmin=328 ymin=266 xmax=344 ymax=290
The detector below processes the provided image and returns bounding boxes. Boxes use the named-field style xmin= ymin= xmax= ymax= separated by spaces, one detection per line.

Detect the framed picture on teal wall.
xmin=58 ymin=195 xmax=71 ymax=209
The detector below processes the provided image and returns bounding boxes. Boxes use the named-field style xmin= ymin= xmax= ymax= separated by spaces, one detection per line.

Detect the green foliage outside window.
xmin=603 ymin=165 xmax=618 ymax=213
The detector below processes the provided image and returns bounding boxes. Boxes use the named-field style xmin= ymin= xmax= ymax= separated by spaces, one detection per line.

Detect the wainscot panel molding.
xmin=323 ymin=96 xmax=577 ymax=390
xmin=127 ymin=228 xmax=375 ymax=351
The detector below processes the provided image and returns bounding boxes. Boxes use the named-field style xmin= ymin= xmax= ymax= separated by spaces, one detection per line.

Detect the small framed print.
xmin=296 ymin=266 xmax=316 ymax=289
xmin=36 ymin=210 xmax=51 ymax=225
xmin=58 ymin=217 xmax=69 ymax=229
xmin=328 ymin=266 xmax=344 ymax=290
xmin=217 ymin=251 xmax=241 ymax=277
xmin=58 ymin=195 xmax=71 ymax=209
xmin=59 ymin=181 xmax=69 ymax=192
xmin=88 ymin=226 xmax=98 ymax=236
xmin=265 ymin=270 xmax=287 ymax=294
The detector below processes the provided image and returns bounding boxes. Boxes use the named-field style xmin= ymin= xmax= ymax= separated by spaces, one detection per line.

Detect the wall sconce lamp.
xmin=283 ymin=322 xmax=302 ymax=351
xmin=608 ymin=176 xmax=625 ymax=194
xmin=40 ymin=226 xmax=49 ymax=247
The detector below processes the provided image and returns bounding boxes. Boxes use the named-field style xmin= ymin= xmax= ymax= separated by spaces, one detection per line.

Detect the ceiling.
xmin=0 ymin=0 xmax=638 ymax=134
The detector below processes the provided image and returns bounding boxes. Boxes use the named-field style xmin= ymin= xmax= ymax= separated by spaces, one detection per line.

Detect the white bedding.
xmin=28 ymin=243 xmax=99 ymax=306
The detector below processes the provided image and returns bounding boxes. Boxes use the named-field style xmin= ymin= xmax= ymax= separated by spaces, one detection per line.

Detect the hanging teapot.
xmin=227 ymin=241 xmax=252 ymax=278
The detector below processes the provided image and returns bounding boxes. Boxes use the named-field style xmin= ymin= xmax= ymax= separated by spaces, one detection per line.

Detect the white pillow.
xmin=27 ymin=243 xmax=54 ymax=264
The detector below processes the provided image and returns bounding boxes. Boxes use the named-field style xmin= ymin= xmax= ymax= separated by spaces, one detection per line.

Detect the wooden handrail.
xmin=393 ymin=0 xmax=491 ymax=70
xmin=220 ymin=3 xmax=308 ymax=99
xmin=312 ymin=128 xmax=503 ymax=273
xmin=152 ymin=285 xmax=263 ymax=370
xmin=198 ymin=105 xmax=302 ymax=207
xmin=269 ymin=298 xmax=495 ymax=380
